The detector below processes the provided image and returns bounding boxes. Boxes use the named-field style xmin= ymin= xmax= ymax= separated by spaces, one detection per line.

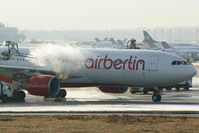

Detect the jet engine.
xmin=98 ymin=86 xmax=128 ymax=93
xmin=27 ymin=75 xmax=60 ymax=96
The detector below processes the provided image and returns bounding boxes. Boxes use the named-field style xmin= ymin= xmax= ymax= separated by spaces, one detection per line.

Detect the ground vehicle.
xmin=160 ymin=79 xmax=192 ymax=91
xmin=0 ymin=82 xmax=13 ymax=103
xmin=130 ymin=87 xmax=153 ymax=94
xmin=130 ymin=79 xmax=192 ymax=94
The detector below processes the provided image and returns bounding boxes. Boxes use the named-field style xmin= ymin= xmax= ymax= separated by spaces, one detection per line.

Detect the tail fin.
xmin=117 ymin=40 xmax=124 ymax=46
xmin=143 ymin=30 xmax=157 ymax=43
xmin=94 ymin=37 xmax=101 ymax=42
xmin=109 ymin=37 xmax=117 ymax=44
xmin=161 ymin=41 xmax=172 ymax=49
xmin=103 ymin=37 xmax=108 ymax=41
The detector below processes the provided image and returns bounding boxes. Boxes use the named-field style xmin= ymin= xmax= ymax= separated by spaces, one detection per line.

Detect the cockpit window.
xmin=171 ymin=60 xmax=188 ymax=65
xmin=172 ymin=61 xmax=177 ymax=65
xmin=181 ymin=61 xmax=188 ymax=65
xmin=177 ymin=61 xmax=181 ymax=65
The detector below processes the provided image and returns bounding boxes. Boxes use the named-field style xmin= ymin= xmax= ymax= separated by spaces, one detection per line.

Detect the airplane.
xmin=140 ymin=31 xmax=165 ymax=49
xmin=160 ymin=41 xmax=199 ymax=62
xmin=142 ymin=30 xmax=199 ymax=48
xmin=76 ymin=37 xmax=123 ymax=49
xmin=141 ymin=31 xmax=199 ymax=62
xmin=0 ymin=41 xmax=196 ymax=103
xmin=94 ymin=37 xmax=110 ymax=42
xmin=142 ymin=30 xmax=199 ymax=49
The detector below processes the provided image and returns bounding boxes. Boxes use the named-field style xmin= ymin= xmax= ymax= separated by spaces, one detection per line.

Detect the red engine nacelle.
xmin=27 ymin=75 xmax=60 ymax=96
xmin=98 ymin=86 xmax=128 ymax=93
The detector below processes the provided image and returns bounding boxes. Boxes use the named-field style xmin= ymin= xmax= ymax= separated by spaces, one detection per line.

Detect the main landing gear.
xmin=152 ymin=87 xmax=161 ymax=102
xmin=44 ymin=89 xmax=67 ymax=102
xmin=56 ymin=89 xmax=67 ymax=98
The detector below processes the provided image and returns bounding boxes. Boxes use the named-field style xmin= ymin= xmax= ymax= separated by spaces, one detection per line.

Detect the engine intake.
xmin=98 ymin=86 xmax=128 ymax=93
xmin=27 ymin=75 xmax=60 ymax=96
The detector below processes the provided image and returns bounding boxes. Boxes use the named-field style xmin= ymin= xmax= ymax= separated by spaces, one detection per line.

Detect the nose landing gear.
xmin=152 ymin=87 xmax=161 ymax=102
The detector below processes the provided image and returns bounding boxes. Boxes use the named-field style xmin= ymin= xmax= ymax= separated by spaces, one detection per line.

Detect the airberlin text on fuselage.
xmin=85 ymin=55 xmax=145 ymax=70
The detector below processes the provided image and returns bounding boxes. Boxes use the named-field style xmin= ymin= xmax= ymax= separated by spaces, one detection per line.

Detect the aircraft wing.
xmin=0 ymin=65 xmax=84 ymax=80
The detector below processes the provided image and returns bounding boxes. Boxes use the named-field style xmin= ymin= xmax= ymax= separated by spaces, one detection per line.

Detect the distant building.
xmin=0 ymin=23 xmax=25 ymax=43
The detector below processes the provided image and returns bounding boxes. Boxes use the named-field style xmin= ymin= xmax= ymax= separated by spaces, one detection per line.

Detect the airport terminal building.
xmin=0 ymin=23 xmax=25 ymax=43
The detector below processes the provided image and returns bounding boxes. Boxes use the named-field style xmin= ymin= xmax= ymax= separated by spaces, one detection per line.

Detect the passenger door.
xmin=149 ymin=56 xmax=159 ymax=71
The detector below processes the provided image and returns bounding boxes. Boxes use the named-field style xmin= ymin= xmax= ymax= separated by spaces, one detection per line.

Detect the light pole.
xmin=178 ymin=29 xmax=181 ymax=42
xmin=161 ymin=29 xmax=164 ymax=40
xmin=196 ymin=29 xmax=198 ymax=44
xmin=169 ymin=29 xmax=172 ymax=42
xmin=154 ymin=29 xmax=156 ymax=40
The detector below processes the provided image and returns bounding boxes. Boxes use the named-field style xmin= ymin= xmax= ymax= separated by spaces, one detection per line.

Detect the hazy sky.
xmin=0 ymin=0 xmax=198 ymax=30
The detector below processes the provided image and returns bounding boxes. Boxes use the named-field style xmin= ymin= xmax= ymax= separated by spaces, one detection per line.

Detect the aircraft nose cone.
xmin=175 ymin=66 xmax=197 ymax=82
xmin=189 ymin=66 xmax=197 ymax=78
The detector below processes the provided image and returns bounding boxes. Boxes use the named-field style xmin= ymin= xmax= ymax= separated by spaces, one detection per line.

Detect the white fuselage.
xmin=0 ymin=48 xmax=196 ymax=88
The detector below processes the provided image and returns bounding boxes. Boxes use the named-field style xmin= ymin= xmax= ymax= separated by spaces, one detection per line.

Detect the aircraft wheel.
xmin=19 ymin=91 xmax=26 ymax=100
xmin=184 ymin=84 xmax=190 ymax=91
xmin=1 ymin=94 xmax=8 ymax=103
xmin=143 ymin=88 xmax=149 ymax=94
xmin=56 ymin=89 xmax=67 ymax=98
xmin=59 ymin=89 xmax=67 ymax=98
xmin=176 ymin=87 xmax=180 ymax=91
xmin=13 ymin=91 xmax=26 ymax=101
xmin=130 ymin=88 xmax=137 ymax=94
xmin=166 ymin=87 xmax=172 ymax=90
xmin=152 ymin=94 xmax=161 ymax=102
